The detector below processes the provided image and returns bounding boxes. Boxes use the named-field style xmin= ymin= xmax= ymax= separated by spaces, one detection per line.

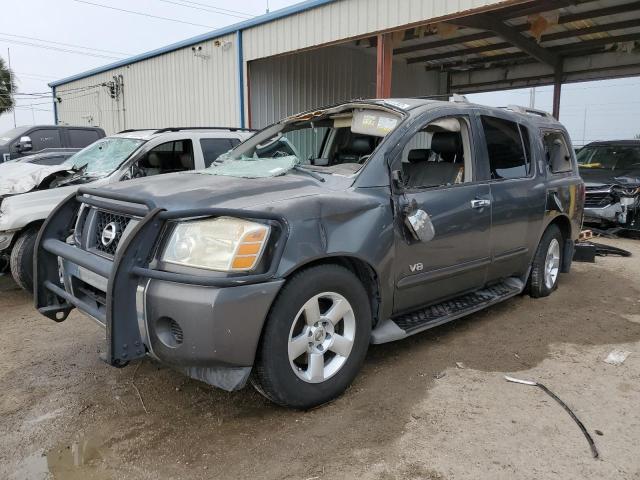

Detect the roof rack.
xmin=501 ymin=105 xmax=554 ymax=118
xmin=117 ymin=127 xmax=257 ymax=135
xmin=152 ymin=127 xmax=257 ymax=134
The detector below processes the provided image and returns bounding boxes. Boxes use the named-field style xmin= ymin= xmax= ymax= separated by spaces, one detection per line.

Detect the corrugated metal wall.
xmin=249 ymin=45 xmax=441 ymax=128
xmin=55 ymin=33 xmax=239 ymax=135
xmin=242 ymin=0 xmax=513 ymax=61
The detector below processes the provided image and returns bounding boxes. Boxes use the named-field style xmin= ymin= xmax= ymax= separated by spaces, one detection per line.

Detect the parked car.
xmin=578 ymin=140 xmax=640 ymax=229
xmin=0 ymin=125 xmax=105 ymax=162
xmin=35 ymin=99 xmax=584 ymax=409
xmin=0 ymin=127 xmax=254 ymax=289
xmin=0 ymin=148 xmax=80 ymax=166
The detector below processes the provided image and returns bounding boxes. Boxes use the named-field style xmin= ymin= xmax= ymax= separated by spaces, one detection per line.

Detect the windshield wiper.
xmin=293 ymin=165 xmax=326 ymax=182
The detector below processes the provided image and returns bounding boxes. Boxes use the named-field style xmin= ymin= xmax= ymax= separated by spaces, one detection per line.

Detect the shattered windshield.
xmin=202 ymin=106 xmax=402 ymax=179
xmin=577 ymin=146 xmax=640 ymax=170
xmin=63 ymin=137 xmax=144 ymax=177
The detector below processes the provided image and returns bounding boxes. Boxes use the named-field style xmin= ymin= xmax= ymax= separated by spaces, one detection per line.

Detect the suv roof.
xmin=302 ymin=98 xmax=563 ymax=130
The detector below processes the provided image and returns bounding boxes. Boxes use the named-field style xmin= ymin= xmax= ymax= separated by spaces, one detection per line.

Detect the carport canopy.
xmin=367 ymin=0 xmax=640 ymax=118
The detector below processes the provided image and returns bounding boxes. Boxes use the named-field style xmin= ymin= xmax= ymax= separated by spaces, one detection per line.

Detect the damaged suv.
xmin=0 ymin=127 xmax=254 ymax=290
xmin=36 ymin=99 xmax=584 ymax=409
xmin=578 ymin=140 xmax=640 ymax=231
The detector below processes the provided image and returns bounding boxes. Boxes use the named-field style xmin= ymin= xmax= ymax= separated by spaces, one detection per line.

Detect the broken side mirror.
xmin=403 ymin=198 xmax=435 ymax=243
xmin=17 ymin=136 xmax=32 ymax=153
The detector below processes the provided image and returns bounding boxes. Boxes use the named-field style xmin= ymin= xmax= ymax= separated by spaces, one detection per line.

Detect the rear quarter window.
xmin=543 ymin=131 xmax=573 ymax=174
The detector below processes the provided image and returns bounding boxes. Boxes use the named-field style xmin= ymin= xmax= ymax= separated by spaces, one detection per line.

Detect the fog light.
xmin=156 ymin=316 xmax=184 ymax=348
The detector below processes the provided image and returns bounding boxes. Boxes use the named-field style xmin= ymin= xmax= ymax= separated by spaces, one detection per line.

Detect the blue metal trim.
xmin=236 ymin=30 xmax=245 ymax=128
xmin=52 ymin=86 xmax=58 ymax=124
xmin=49 ymin=0 xmax=337 ymax=87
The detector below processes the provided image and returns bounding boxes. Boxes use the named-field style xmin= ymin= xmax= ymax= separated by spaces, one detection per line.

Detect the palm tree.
xmin=0 ymin=57 xmax=17 ymax=116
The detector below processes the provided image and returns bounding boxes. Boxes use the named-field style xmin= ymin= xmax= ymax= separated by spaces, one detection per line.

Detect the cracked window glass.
xmin=63 ymin=137 xmax=145 ymax=177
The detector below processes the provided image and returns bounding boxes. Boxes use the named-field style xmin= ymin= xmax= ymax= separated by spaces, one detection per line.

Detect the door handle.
xmin=470 ymin=199 xmax=491 ymax=209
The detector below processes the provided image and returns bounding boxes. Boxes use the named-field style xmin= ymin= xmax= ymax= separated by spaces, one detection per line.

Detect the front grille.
xmin=93 ymin=210 xmax=132 ymax=256
xmin=585 ymin=192 xmax=614 ymax=208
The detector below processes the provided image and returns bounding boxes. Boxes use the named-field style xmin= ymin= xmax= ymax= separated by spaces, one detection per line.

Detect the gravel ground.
xmin=1 ymin=237 xmax=639 ymax=480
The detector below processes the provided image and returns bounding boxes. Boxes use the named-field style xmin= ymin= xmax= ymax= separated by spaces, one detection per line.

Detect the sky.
xmin=1 ymin=0 xmax=639 ymax=146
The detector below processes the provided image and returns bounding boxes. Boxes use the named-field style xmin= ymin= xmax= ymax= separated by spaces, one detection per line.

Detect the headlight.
xmin=161 ymin=217 xmax=271 ymax=272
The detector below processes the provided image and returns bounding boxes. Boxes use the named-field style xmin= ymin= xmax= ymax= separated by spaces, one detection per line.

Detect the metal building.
xmin=51 ymin=0 xmax=640 ymax=134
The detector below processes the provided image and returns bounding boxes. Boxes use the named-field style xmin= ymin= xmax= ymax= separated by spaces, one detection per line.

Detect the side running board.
xmin=371 ymin=279 xmax=524 ymax=344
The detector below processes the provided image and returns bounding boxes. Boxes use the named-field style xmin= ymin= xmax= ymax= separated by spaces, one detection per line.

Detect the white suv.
xmin=0 ymin=127 xmax=255 ymax=290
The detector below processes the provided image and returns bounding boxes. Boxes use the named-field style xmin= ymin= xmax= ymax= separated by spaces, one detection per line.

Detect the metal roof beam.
xmin=396 ymin=1 xmax=640 ymax=57
xmin=451 ymin=14 xmax=560 ymax=68
xmin=560 ymin=0 xmax=640 ymax=23
xmin=407 ymin=41 xmax=515 ymax=64
xmin=424 ymin=31 xmax=640 ymax=71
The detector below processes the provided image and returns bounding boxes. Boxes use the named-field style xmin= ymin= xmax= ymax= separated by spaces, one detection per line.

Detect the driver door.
xmin=392 ymin=113 xmax=492 ymax=314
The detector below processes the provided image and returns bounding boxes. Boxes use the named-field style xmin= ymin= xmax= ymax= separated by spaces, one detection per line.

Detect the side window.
xmin=400 ymin=116 xmax=473 ymax=189
xmin=543 ymin=131 xmax=573 ymax=174
xmin=135 ymin=140 xmax=194 ymax=177
xmin=68 ymin=129 xmax=101 ymax=148
xmin=30 ymin=129 xmax=62 ymax=151
xmin=200 ymin=138 xmax=236 ymax=167
xmin=481 ymin=116 xmax=530 ymax=180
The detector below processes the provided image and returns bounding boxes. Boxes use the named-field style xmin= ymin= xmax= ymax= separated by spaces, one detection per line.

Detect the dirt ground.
xmin=1 ymin=238 xmax=640 ymax=480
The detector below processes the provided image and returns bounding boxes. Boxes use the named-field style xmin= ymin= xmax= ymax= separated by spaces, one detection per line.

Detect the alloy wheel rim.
xmin=288 ymin=292 xmax=356 ymax=384
xmin=544 ymin=238 xmax=561 ymax=289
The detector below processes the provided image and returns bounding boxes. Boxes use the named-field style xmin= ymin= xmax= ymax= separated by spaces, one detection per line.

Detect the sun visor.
xmin=351 ymin=109 xmax=400 ymax=137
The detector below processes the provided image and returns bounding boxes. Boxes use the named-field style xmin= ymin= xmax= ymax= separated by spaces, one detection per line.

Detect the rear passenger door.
xmin=478 ymin=115 xmax=546 ymax=282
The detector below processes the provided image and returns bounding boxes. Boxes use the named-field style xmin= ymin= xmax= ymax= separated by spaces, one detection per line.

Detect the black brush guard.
xmin=35 ymin=187 xmax=288 ymax=367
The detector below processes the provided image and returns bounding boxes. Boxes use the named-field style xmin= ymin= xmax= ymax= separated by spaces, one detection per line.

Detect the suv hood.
xmin=580 ymin=167 xmax=640 ymax=188
xmin=93 ymin=170 xmax=350 ymax=211
xmin=0 ymin=162 xmax=71 ymax=197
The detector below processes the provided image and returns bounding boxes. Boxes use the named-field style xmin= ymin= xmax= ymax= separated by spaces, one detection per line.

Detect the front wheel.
xmin=252 ymin=264 xmax=372 ymax=409
xmin=528 ymin=225 xmax=563 ymax=298
xmin=10 ymin=228 xmax=39 ymax=293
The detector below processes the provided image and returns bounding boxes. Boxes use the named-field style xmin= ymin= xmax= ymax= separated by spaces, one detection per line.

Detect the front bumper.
xmin=35 ymin=188 xmax=287 ymax=390
xmin=584 ymin=204 xmax=622 ymax=223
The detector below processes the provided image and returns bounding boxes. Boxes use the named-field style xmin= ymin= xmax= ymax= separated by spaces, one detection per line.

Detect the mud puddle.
xmin=12 ymin=431 xmax=110 ymax=480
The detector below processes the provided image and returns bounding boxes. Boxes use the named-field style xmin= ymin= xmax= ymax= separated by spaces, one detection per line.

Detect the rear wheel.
xmin=10 ymin=228 xmax=38 ymax=292
xmin=252 ymin=264 xmax=371 ymax=409
xmin=528 ymin=225 xmax=563 ymax=298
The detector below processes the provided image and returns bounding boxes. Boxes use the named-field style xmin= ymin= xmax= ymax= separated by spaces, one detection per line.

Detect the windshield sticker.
xmin=384 ymin=100 xmax=411 ymax=110
xmin=200 ymin=155 xmax=300 ymax=179
xmin=377 ymin=117 xmax=398 ymax=133
xmin=361 ymin=115 xmax=377 ymax=129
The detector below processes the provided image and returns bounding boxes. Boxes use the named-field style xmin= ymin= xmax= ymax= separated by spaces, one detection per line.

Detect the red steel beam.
xmin=376 ymin=33 xmax=394 ymax=98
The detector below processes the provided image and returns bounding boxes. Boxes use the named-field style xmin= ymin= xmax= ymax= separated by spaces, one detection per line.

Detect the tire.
xmin=10 ymin=228 xmax=38 ymax=293
xmin=252 ymin=264 xmax=372 ymax=409
xmin=528 ymin=224 xmax=563 ymax=298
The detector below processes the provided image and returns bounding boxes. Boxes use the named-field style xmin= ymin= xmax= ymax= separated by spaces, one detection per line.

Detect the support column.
xmin=376 ymin=33 xmax=393 ymax=98
xmin=552 ymin=65 xmax=563 ymax=119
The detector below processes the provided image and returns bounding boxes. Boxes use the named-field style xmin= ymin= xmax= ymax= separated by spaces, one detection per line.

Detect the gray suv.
xmin=35 ymin=99 xmax=585 ymax=409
